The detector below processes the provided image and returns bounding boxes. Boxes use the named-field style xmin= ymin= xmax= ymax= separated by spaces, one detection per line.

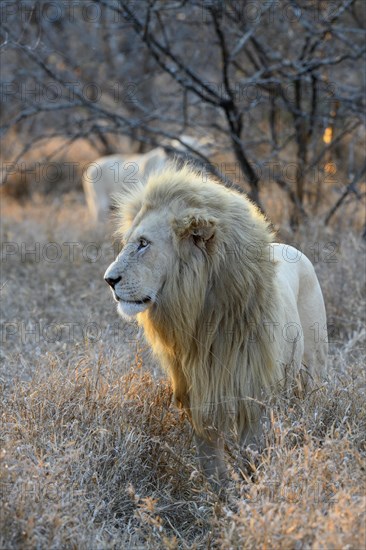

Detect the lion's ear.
xmin=174 ymin=212 xmax=217 ymax=249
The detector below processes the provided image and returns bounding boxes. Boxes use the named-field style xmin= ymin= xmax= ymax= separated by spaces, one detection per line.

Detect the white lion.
xmin=82 ymin=147 xmax=166 ymax=223
xmin=104 ymin=163 xmax=328 ymax=487
xmin=82 ymin=136 xmax=216 ymax=223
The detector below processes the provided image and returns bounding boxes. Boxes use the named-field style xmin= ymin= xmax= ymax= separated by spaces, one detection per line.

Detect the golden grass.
xmin=1 ymin=354 xmax=365 ymax=549
xmin=1 ymin=194 xmax=365 ymax=548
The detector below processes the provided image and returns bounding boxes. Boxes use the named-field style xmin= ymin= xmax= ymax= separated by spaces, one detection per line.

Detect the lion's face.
xmin=104 ymin=211 xmax=174 ymax=318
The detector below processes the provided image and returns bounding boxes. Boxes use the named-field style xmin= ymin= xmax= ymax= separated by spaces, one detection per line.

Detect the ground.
xmin=1 ymin=191 xmax=365 ymax=549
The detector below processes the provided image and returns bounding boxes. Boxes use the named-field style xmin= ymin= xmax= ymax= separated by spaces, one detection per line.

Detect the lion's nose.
xmin=104 ymin=275 xmax=122 ymax=289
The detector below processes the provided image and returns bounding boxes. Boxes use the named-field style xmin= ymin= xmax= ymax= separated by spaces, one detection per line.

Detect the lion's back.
xmin=272 ymin=243 xmax=328 ymax=380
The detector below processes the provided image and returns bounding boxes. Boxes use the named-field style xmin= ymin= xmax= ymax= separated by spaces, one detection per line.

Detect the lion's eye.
xmin=137 ymin=238 xmax=149 ymax=251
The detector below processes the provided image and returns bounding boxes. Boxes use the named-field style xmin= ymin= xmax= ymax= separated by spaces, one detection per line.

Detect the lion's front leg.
xmin=194 ymin=432 xmax=228 ymax=489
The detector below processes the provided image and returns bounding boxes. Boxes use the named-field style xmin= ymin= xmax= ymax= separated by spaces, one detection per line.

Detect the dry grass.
xmin=1 ymin=193 xmax=365 ymax=549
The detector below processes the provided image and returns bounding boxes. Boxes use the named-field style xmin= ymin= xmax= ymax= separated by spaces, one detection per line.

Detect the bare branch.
xmin=324 ymin=160 xmax=366 ymax=225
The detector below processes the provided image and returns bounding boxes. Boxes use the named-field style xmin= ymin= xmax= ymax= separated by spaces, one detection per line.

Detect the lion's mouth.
xmin=116 ymin=295 xmax=153 ymax=318
xmin=114 ymin=293 xmax=151 ymax=305
xmin=122 ymin=297 xmax=151 ymax=305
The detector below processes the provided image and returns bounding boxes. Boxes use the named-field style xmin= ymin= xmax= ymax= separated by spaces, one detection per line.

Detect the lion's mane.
xmin=117 ymin=164 xmax=283 ymax=439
